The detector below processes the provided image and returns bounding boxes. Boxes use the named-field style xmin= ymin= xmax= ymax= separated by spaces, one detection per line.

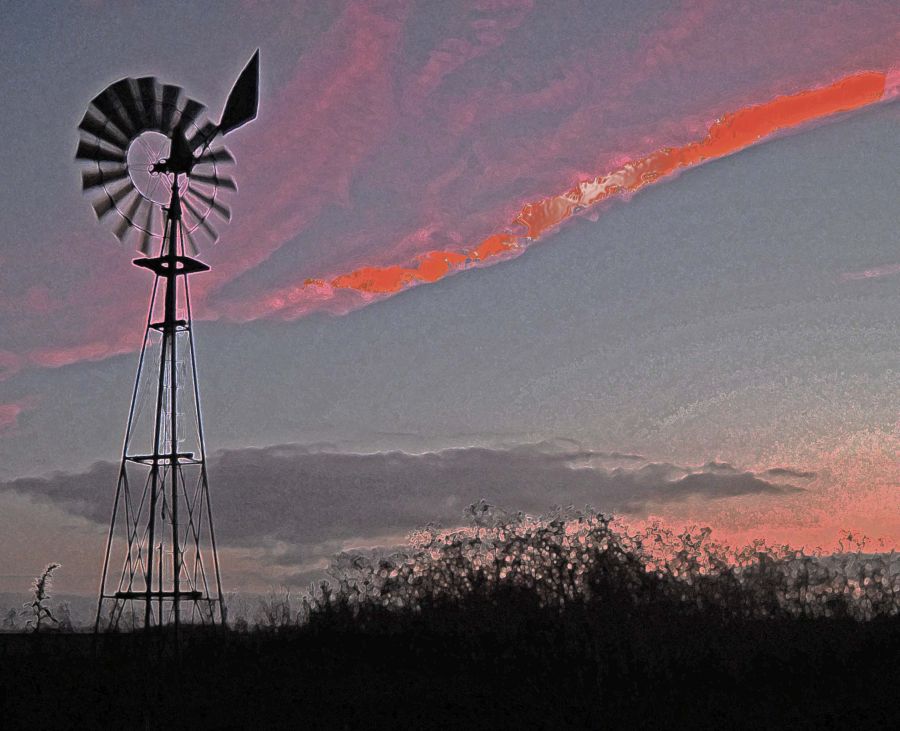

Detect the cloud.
xmin=219 ymin=69 xmax=895 ymax=323
xmin=0 ymin=398 xmax=35 ymax=434
xmin=4 ymin=2 xmax=898 ymax=377
xmin=0 ymin=403 xmax=25 ymax=432
xmin=0 ymin=351 xmax=24 ymax=382
xmin=840 ymin=262 xmax=900 ymax=282
xmin=762 ymin=466 xmax=817 ymax=480
xmin=1 ymin=442 xmax=802 ymax=559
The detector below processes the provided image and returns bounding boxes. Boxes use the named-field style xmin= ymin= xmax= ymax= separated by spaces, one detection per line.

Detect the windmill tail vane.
xmin=75 ymin=51 xmax=259 ymax=631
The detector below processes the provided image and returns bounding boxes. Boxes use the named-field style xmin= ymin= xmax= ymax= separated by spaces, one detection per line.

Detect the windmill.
xmin=76 ymin=51 xmax=259 ymax=630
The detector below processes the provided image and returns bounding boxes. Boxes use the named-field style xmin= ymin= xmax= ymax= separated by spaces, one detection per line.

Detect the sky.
xmin=0 ymin=0 xmax=898 ymax=598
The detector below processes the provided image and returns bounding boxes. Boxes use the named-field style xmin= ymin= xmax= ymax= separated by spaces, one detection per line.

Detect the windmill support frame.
xmin=95 ymin=177 xmax=225 ymax=632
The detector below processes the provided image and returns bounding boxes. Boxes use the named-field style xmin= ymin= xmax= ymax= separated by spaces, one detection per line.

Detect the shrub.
xmin=309 ymin=508 xmax=900 ymax=622
xmin=23 ymin=563 xmax=61 ymax=632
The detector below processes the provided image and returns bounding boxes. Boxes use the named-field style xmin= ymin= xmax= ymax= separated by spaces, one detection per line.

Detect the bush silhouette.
xmin=2 ymin=512 xmax=900 ymax=729
xmin=298 ymin=508 xmax=900 ymax=624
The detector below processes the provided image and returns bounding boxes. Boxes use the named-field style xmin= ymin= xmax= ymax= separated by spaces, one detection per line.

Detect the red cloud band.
xmin=255 ymin=70 xmax=888 ymax=311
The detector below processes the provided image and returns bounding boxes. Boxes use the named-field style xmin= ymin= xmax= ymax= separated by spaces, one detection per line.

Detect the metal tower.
xmin=74 ymin=53 xmax=260 ymax=630
xmin=97 ymin=181 xmax=223 ymax=630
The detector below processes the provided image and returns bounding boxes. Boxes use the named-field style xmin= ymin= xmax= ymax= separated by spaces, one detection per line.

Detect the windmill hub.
xmin=149 ymin=159 xmax=188 ymax=175
xmin=125 ymin=132 xmax=186 ymax=206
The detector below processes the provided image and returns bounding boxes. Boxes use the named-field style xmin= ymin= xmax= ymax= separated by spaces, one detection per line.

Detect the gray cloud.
xmin=762 ymin=467 xmax=817 ymax=480
xmin=2 ymin=441 xmax=803 ymax=552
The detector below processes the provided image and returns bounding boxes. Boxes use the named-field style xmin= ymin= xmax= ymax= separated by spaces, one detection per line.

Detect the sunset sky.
xmin=1 ymin=0 xmax=898 ymax=597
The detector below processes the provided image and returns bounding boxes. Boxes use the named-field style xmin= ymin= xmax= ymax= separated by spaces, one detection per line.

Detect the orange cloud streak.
xmin=330 ymin=233 xmax=519 ymax=295
xmin=517 ymin=70 xmax=887 ymax=239
xmin=279 ymin=70 xmax=889 ymax=306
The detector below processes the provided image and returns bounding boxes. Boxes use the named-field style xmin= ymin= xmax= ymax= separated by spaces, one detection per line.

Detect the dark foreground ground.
xmin=2 ymin=595 xmax=898 ymax=730
xmin=4 ymin=517 xmax=898 ymax=729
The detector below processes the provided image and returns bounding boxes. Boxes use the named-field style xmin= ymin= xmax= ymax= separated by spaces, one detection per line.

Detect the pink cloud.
xmin=0 ymin=398 xmax=35 ymax=434
xmin=217 ymin=69 xmax=893 ymax=321
xmin=405 ymin=0 xmax=534 ymax=107
xmin=193 ymin=0 xmax=411 ymax=291
xmin=840 ymin=263 xmax=900 ymax=282
xmin=0 ymin=351 xmax=24 ymax=382
xmin=27 ymin=334 xmax=143 ymax=370
xmin=1 ymin=0 xmax=898 ymax=377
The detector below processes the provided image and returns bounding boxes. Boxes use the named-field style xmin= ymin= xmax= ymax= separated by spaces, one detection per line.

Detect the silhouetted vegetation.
xmin=2 ymin=510 xmax=899 ymax=728
xmin=23 ymin=563 xmax=60 ymax=632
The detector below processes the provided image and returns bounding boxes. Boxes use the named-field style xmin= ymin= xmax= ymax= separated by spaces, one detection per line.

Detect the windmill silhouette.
xmin=75 ymin=52 xmax=259 ymax=630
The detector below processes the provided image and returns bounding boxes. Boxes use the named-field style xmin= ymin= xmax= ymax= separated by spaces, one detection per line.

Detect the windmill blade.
xmin=78 ymin=109 xmax=129 ymax=150
xmin=197 ymin=217 xmax=219 ymax=244
xmin=195 ymin=147 xmax=235 ymax=166
xmin=187 ymin=120 xmax=219 ymax=151
xmin=82 ymin=164 xmax=129 ymax=192
xmin=91 ymin=181 xmax=134 ymax=219
xmin=218 ymin=49 xmax=259 ymax=136
xmin=181 ymin=194 xmax=204 ymax=225
xmin=182 ymin=196 xmax=219 ymax=244
xmin=114 ymin=192 xmax=145 ymax=242
xmin=159 ymin=84 xmax=183 ymax=135
xmin=182 ymin=226 xmax=200 ymax=257
xmin=187 ymin=185 xmax=232 ymax=221
xmin=189 ymin=172 xmax=236 ymax=191
xmin=75 ymin=138 xmax=126 ymax=164
xmin=137 ymin=202 xmax=160 ymax=255
xmin=137 ymin=77 xmax=161 ymax=130
xmin=175 ymin=99 xmax=206 ymax=136
xmin=128 ymin=78 xmax=151 ymax=129
xmin=90 ymin=85 xmax=136 ymax=139
xmin=110 ymin=78 xmax=144 ymax=135
xmin=127 ymin=78 xmax=151 ymax=130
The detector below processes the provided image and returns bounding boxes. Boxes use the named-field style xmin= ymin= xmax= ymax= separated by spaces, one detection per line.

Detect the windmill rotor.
xmin=75 ymin=52 xmax=258 ymax=256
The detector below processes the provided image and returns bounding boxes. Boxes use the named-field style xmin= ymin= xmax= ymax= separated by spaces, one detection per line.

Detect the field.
xmin=3 ymin=514 xmax=899 ymax=729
